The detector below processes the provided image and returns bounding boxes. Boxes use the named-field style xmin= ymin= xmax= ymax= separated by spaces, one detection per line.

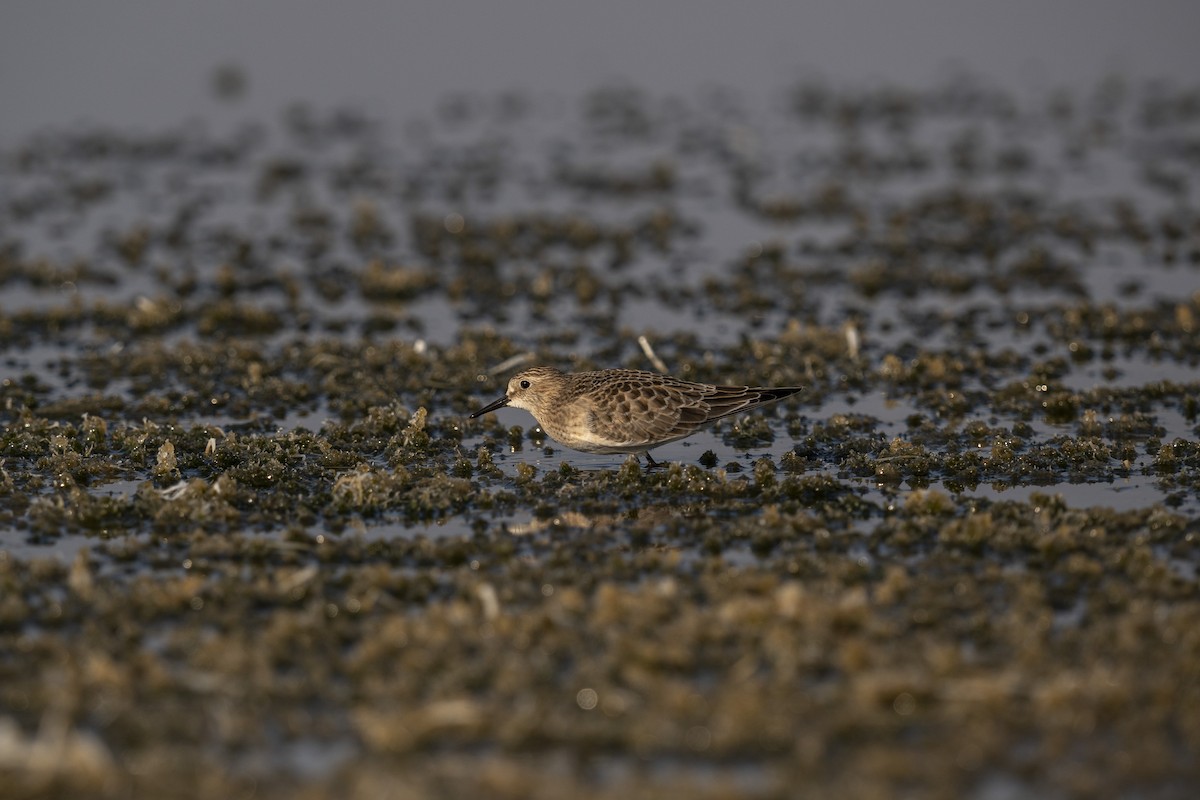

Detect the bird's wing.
xmin=701 ymin=385 xmax=803 ymax=422
xmin=585 ymin=383 xmax=711 ymax=446
xmin=583 ymin=378 xmax=803 ymax=447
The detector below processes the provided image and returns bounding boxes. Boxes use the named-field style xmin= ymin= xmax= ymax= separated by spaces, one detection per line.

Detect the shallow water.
xmin=2 ymin=73 xmax=1199 ymax=799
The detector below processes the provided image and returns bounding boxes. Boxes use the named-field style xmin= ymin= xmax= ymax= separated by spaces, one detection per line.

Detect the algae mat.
xmin=2 ymin=80 xmax=1199 ymax=798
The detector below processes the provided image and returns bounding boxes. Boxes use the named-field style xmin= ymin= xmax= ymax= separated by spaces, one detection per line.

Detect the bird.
xmin=469 ymin=366 xmax=803 ymax=467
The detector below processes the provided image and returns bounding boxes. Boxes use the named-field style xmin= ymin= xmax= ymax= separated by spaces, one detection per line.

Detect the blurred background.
xmin=4 ymin=0 xmax=1200 ymax=141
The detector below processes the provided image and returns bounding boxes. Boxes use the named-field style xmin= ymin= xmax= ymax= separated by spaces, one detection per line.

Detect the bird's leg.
xmin=643 ymin=451 xmax=661 ymax=470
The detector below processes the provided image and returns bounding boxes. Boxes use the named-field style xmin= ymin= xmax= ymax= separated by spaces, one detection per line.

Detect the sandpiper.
xmin=469 ymin=366 xmax=803 ymax=467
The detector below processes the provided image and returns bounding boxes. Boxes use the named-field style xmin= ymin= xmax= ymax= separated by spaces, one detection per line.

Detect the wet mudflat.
xmin=2 ymin=79 xmax=1199 ymax=798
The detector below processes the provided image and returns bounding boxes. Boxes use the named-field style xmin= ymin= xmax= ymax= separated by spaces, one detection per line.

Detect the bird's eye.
xmin=519 ymin=380 xmax=531 ymax=389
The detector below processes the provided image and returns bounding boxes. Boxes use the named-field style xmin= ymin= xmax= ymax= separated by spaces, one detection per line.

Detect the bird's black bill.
xmin=469 ymin=395 xmax=510 ymax=418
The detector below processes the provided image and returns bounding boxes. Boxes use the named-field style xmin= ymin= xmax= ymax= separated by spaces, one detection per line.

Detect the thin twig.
xmin=638 ymin=335 xmax=670 ymax=374
xmin=488 ymin=352 xmax=536 ymax=376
